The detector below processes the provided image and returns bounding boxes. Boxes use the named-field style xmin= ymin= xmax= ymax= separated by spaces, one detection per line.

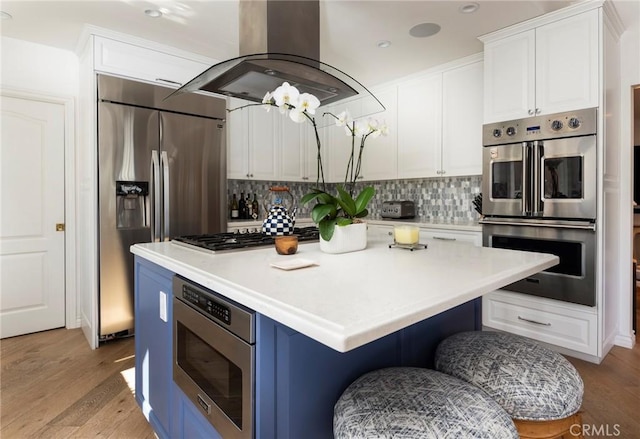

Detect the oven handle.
xmin=522 ymin=142 xmax=531 ymax=216
xmin=479 ymin=218 xmax=596 ymax=231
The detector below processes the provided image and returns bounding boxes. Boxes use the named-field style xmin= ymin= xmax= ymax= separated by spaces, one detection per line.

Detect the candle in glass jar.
xmin=394 ymin=225 xmax=419 ymax=245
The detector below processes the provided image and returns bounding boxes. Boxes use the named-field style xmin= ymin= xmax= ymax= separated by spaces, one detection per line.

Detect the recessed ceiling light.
xmin=1 ymin=11 xmax=13 ymax=20
xmin=377 ymin=40 xmax=391 ymax=49
xmin=459 ymin=3 xmax=480 ymax=14
xmin=409 ymin=23 xmax=441 ymax=38
xmin=144 ymin=9 xmax=163 ymax=18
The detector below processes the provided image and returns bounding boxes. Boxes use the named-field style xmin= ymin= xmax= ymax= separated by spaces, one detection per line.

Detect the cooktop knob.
xmin=551 ymin=120 xmax=564 ymax=131
xmin=506 ymin=126 xmax=516 ymax=136
xmin=568 ymin=117 xmax=581 ymax=129
xmin=492 ymin=128 xmax=502 ymax=138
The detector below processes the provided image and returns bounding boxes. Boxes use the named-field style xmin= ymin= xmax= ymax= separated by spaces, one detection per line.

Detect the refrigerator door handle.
xmin=150 ymin=150 xmax=161 ymax=242
xmin=161 ymin=151 xmax=170 ymax=241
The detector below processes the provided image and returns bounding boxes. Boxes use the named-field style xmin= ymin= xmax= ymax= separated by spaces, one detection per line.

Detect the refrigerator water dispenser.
xmin=116 ymin=181 xmax=149 ymax=229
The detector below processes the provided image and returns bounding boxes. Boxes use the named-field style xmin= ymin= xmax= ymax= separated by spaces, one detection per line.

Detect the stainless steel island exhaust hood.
xmin=168 ymin=0 xmax=384 ymax=113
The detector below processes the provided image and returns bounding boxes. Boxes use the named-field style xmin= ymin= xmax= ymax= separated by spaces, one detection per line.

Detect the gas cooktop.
xmin=172 ymin=226 xmax=320 ymax=253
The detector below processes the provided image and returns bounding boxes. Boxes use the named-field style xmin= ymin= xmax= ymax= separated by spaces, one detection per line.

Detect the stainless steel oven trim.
xmin=173 ymin=297 xmax=254 ymax=439
xmin=480 ymin=217 xmax=596 ymax=231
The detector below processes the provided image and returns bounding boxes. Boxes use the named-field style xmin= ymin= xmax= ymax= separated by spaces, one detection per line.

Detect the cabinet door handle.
xmin=535 ymin=108 xmax=541 ymax=114
xmin=517 ymin=315 xmax=551 ymax=326
xmin=528 ymin=109 xmax=534 ymax=115
xmin=433 ymin=236 xmax=456 ymax=241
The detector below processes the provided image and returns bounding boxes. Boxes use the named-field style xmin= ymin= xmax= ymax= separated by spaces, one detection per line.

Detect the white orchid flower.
xmin=364 ymin=118 xmax=381 ymax=138
xmin=335 ymin=110 xmax=351 ymax=127
xmin=297 ymin=93 xmax=320 ymax=115
xmin=262 ymin=91 xmax=273 ymax=112
xmin=378 ymin=120 xmax=389 ymax=136
xmin=289 ymin=108 xmax=307 ymax=123
xmin=272 ymin=82 xmax=300 ymax=111
xmin=348 ymin=120 xmax=368 ymax=138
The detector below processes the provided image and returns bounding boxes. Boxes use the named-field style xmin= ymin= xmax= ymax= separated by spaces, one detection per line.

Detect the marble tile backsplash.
xmin=228 ymin=176 xmax=482 ymax=221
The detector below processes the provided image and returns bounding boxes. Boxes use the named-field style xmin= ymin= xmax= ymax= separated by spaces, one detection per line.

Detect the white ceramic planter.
xmin=319 ymin=222 xmax=367 ymax=254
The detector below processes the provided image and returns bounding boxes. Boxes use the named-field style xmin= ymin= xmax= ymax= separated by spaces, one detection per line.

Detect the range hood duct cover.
xmin=167 ymin=0 xmax=383 ymax=114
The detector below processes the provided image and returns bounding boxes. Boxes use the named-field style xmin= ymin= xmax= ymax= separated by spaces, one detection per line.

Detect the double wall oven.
xmin=481 ymin=108 xmax=597 ymax=306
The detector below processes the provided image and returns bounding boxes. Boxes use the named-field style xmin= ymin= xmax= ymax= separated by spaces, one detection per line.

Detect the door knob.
xmin=56 ymin=223 xmax=65 ymax=232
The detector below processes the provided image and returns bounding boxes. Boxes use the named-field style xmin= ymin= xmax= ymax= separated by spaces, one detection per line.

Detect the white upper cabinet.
xmin=482 ymin=9 xmax=599 ymax=123
xmin=441 ymin=61 xmax=484 ymax=177
xmin=93 ymin=36 xmax=211 ymax=88
xmin=397 ymin=74 xmax=442 ymax=179
xmin=360 ymin=87 xmax=398 ymax=181
xmin=227 ymin=99 xmax=279 ymax=180
xmin=279 ymin=116 xmax=306 ymax=182
xmin=397 ymin=57 xmax=483 ymax=179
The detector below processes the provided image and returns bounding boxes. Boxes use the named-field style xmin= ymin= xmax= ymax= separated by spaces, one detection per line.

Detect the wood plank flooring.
xmin=1 ymin=322 xmax=639 ymax=438
xmin=0 ymin=328 xmax=154 ymax=438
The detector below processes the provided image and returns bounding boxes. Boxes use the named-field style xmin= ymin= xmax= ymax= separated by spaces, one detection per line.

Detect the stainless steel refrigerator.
xmin=97 ymin=74 xmax=227 ymax=339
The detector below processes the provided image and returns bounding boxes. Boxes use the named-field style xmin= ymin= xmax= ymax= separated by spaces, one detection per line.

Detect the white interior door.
xmin=1 ymin=95 xmax=66 ymax=338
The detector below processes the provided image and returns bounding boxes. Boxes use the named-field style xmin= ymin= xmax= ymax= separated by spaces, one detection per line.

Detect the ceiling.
xmin=0 ymin=1 xmax=588 ymax=87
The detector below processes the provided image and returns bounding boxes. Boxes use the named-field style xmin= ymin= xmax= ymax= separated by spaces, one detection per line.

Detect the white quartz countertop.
xmin=131 ymin=236 xmax=557 ymax=352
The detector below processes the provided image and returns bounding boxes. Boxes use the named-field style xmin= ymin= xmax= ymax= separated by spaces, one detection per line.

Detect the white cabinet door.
xmin=228 ymin=100 xmax=279 ymax=180
xmin=280 ymin=117 xmax=306 ymax=182
xmin=227 ymin=98 xmax=250 ymax=179
xmin=483 ymin=30 xmax=535 ymax=123
xmin=361 ymin=88 xmax=398 ymax=181
xmin=535 ymin=9 xmax=599 ymax=115
xmin=441 ymin=62 xmax=483 ymax=177
xmin=397 ymin=75 xmax=442 ymax=179
xmin=248 ymin=108 xmax=279 ymax=180
xmin=94 ymin=36 xmax=210 ymax=87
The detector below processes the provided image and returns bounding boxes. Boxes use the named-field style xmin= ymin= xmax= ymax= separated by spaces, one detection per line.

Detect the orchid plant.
xmin=232 ymin=81 xmax=388 ymax=241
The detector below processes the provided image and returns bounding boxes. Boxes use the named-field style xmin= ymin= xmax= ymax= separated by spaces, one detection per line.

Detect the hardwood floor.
xmin=0 ymin=328 xmax=154 ymax=438
xmin=1 ymin=322 xmax=639 ymax=438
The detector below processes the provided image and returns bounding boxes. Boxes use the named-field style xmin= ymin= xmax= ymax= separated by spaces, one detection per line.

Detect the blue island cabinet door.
xmin=134 ymin=257 xmax=174 ymax=439
xmin=254 ymin=314 xmax=403 ymax=439
xmin=171 ymin=383 xmax=223 ymax=439
xmin=254 ymin=300 xmax=479 ymax=438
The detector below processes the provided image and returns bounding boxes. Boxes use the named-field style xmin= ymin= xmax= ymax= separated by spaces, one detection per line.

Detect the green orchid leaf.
xmin=336 ymin=217 xmax=353 ymax=226
xmin=311 ymin=203 xmax=336 ymax=223
xmin=317 ymin=193 xmax=335 ymax=204
xmin=301 ymin=190 xmax=327 ymax=205
xmin=354 ymin=186 xmax=375 ymax=214
xmin=354 ymin=208 xmax=369 ymax=218
xmin=336 ymin=186 xmax=357 ymax=217
xmin=319 ymin=218 xmax=337 ymax=241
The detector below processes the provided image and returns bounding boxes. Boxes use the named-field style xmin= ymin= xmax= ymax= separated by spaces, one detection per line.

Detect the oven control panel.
xmin=182 ymin=284 xmax=231 ymax=325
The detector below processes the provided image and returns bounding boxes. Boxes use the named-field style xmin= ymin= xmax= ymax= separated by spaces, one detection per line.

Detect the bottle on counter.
xmin=252 ymin=194 xmax=259 ymax=219
xmin=231 ymin=193 xmax=239 ymax=219
xmin=239 ymin=192 xmax=247 ymax=219
xmin=246 ymin=193 xmax=253 ymax=219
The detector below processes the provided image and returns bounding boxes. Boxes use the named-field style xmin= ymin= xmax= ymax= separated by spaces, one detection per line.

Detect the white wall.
xmin=1 ymin=36 xmax=80 ymax=329
xmin=1 ymin=37 xmax=78 ymax=94
xmin=613 ymin=0 xmax=640 ymax=347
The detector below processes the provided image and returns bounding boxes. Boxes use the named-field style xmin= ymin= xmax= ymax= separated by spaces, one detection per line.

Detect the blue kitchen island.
xmin=131 ymin=234 xmax=557 ymax=439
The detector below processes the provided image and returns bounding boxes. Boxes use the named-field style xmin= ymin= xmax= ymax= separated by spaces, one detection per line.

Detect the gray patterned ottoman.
xmin=434 ymin=331 xmax=584 ymax=439
xmin=333 ymin=367 xmax=518 ymax=439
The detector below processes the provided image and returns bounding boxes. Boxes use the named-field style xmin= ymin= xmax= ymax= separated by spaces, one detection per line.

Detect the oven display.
xmin=182 ymin=285 xmax=231 ymax=325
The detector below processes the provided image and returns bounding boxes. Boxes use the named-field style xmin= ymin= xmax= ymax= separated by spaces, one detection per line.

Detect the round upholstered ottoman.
xmin=333 ymin=367 xmax=518 ymax=439
xmin=435 ymin=331 xmax=584 ymax=439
